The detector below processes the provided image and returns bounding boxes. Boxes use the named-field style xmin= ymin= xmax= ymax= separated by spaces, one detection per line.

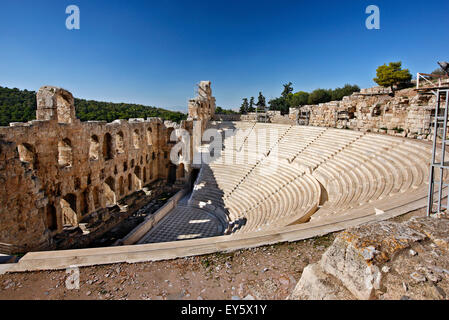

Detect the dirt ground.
xmin=0 ymin=234 xmax=335 ymax=300
xmin=0 ymin=208 xmax=437 ymax=300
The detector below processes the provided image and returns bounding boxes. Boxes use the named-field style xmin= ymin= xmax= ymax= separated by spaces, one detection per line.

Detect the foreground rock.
xmin=291 ymin=215 xmax=449 ymax=300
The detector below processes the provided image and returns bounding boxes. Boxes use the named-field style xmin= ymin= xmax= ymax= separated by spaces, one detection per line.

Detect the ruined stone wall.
xmin=0 ymin=85 xmax=200 ymax=252
xmin=188 ymin=81 xmax=216 ymax=133
xmin=289 ymin=87 xmax=436 ymax=140
xmin=214 ymin=111 xmax=294 ymax=124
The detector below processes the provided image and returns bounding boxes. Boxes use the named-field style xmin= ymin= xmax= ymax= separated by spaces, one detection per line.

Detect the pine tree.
xmin=373 ymin=62 xmax=412 ymax=95
xmin=248 ymin=97 xmax=255 ymax=113
xmin=240 ymin=98 xmax=249 ymax=114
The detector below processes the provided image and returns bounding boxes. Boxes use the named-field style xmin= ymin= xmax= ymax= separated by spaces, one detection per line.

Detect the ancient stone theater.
xmin=0 ymin=81 xmax=443 ymax=272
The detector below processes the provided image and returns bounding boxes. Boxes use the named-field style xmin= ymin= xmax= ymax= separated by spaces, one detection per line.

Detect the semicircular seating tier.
xmin=188 ymin=121 xmax=436 ymax=235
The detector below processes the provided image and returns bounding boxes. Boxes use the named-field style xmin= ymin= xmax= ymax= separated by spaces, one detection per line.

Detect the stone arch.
xmin=147 ymin=126 xmax=153 ymax=146
xmin=116 ymin=131 xmax=125 ymax=154
xmin=119 ymin=176 xmax=125 ymax=196
xmin=89 ymin=135 xmax=100 ymax=161
xmin=103 ymin=177 xmax=116 ymax=206
xmin=61 ymin=193 xmax=77 ymax=227
xmin=133 ymin=166 xmax=142 ymax=190
xmin=80 ymin=189 xmax=89 ymax=216
xmin=178 ymin=163 xmax=185 ymax=179
xmin=56 ymin=90 xmax=75 ymax=124
xmin=167 ymin=163 xmax=177 ymax=184
xmin=92 ymin=187 xmax=100 ymax=209
xmin=371 ymin=104 xmax=383 ymax=117
xmin=133 ymin=129 xmax=140 ymax=149
xmin=17 ymin=143 xmax=37 ymax=169
xmin=128 ymin=173 xmax=132 ymax=191
xmin=46 ymin=203 xmax=57 ymax=231
xmin=167 ymin=128 xmax=175 ymax=144
xmin=58 ymin=138 xmax=73 ymax=167
xmin=103 ymin=133 xmax=113 ymax=160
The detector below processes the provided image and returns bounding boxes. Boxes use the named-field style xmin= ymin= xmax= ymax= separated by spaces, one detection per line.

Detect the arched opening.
xmin=103 ymin=133 xmax=113 ymax=160
xmin=119 ymin=176 xmax=125 ymax=196
xmin=167 ymin=128 xmax=175 ymax=144
xmin=46 ymin=204 xmax=57 ymax=231
xmin=89 ymin=135 xmax=100 ymax=161
xmin=74 ymin=177 xmax=81 ymax=190
xmin=128 ymin=173 xmax=132 ymax=191
xmin=178 ymin=163 xmax=185 ymax=179
xmin=93 ymin=187 xmax=100 ymax=209
xmin=116 ymin=131 xmax=125 ymax=154
xmin=133 ymin=129 xmax=140 ymax=149
xmin=61 ymin=193 xmax=77 ymax=227
xmin=167 ymin=163 xmax=177 ymax=184
xmin=104 ymin=177 xmax=116 ymax=207
xmin=58 ymin=138 xmax=73 ymax=168
xmin=17 ymin=143 xmax=37 ymax=169
xmin=80 ymin=190 xmax=89 ymax=216
xmin=143 ymin=167 xmax=147 ymax=183
xmin=147 ymin=127 xmax=153 ymax=146
xmin=133 ymin=166 xmax=142 ymax=190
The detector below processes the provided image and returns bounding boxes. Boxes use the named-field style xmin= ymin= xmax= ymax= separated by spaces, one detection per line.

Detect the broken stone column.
xmin=36 ymin=86 xmax=76 ymax=124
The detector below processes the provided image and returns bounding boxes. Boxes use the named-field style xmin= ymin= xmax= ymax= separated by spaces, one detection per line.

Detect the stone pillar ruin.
xmin=188 ymin=81 xmax=216 ymax=133
xmin=36 ymin=86 xmax=76 ymax=124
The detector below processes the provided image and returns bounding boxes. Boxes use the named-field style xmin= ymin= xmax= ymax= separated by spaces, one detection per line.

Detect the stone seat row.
xmin=188 ymin=122 xmax=434 ymax=235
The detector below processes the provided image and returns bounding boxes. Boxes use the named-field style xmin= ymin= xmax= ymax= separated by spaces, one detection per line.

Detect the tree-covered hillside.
xmin=0 ymin=86 xmax=187 ymax=126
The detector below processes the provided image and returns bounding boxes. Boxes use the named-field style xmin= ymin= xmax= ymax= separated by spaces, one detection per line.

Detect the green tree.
xmin=289 ymin=91 xmax=309 ymax=107
xmin=308 ymin=89 xmax=332 ymax=105
xmin=373 ymin=62 xmax=412 ymax=95
xmin=331 ymin=84 xmax=360 ymax=101
xmin=216 ymin=106 xmax=238 ymax=115
xmin=281 ymin=82 xmax=293 ymax=99
xmin=268 ymin=97 xmax=290 ymax=115
xmin=240 ymin=98 xmax=249 ymax=114
xmin=0 ymin=86 xmax=187 ymax=126
xmin=248 ymin=97 xmax=255 ymax=113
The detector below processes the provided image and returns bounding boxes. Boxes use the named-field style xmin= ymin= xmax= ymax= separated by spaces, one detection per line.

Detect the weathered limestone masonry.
xmin=291 ymin=215 xmax=449 ymax=300
xmin=290 ymin=87 xmax=436 ymax=140
xmin=214 ymin=111 xmax=294 ymax=124
xmin=188 ymin=81 xmax=216 ymax=133
xmin=0 ymin=82 xmax=216 ymax=253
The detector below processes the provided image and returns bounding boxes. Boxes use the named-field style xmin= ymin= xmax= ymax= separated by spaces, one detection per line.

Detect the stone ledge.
xmin=292 ymin=215 xmax=449 ymax=300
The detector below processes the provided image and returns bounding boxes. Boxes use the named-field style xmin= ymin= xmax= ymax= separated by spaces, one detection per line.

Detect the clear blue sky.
xmin=1 ymin=0 xmax=448 ymax=112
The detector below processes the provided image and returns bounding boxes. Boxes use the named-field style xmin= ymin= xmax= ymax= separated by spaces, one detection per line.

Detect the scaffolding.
xmin=427 ymin=88 xmax=449 ymax=215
